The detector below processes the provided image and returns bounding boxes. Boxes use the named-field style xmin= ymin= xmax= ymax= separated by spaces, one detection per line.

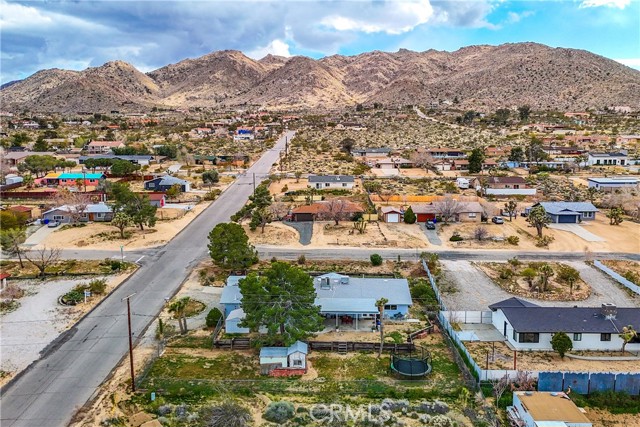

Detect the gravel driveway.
xmin=549 ymin=224 xmax=605 ymax=242
xmin=419 ymin=224 xmax=442 ymax=246
xmin=440 ymin=260 xmax=639 ymax=311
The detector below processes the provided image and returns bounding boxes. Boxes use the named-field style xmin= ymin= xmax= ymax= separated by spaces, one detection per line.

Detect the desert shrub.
xmin=206 ymin=307 xmax=223 ymax=328
xmin=281 ymin=185 xmax=289 ymax=193
xmin=507 ymin=257 xmax=521 ymax=267
xmin=499 ymin=268 xmax=514 ymax=280
xmin=88 ymin=278 xmax=107 ymax=295
xmin=0 ymin=285 xmax=24 ymax=299
xmin=297 ymin=254 xmax=306 ymax=265
xmin=62 ymin=287 xmax=85 ymax=305
xmin=535 ymin=235 xmax=555 ymax=247
xmin=506 ymin=235 xmax=520 ymax=246
xmin=623 ymin=270 xmax=639 ymax=285
xmin=204 ymin=189 xmax=222 ymax=201
xmin=201 ymin=402 xmax=253 ymax=427
xmin=264 ymin=401 xmax=295 ymax=424
xmin=370 ymin=253 xmax=383 ymax=266
xmin=449 ymin=232 xmax=463 ymax=242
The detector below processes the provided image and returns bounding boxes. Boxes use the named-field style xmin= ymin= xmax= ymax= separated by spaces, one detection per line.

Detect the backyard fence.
xmin=593 ymin=260 xmax=640 ymax=296
xmin=441 ymin=311 xmax=493 ymax=325
xmin=538 ymin=371 xmax=640 ymax=395
xmin=307 ymin=341 xmax=415 ymax=353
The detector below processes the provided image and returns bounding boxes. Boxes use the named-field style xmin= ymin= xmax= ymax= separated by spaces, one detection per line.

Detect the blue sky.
xmin=1 ymin=0 xmax=639 ymax=84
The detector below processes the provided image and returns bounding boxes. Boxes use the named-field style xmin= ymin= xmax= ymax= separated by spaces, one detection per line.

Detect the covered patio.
xmin=318 ymin=297 xmax=378 ymax=332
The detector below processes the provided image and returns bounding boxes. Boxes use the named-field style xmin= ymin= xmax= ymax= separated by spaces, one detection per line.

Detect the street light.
xmin=122 ymin=293 xmax=137 ymax=392
xmin=120 ymin=245 xmax=124 ymax=263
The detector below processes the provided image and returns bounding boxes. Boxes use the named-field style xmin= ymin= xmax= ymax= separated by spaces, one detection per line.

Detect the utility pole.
xmin=122 ymin=293 xmax=137 ymax=392
xmin=252 ymin=172 xmax=256 ymax=194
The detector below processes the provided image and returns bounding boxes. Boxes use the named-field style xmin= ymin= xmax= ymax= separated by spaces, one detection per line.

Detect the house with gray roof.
xmin=350 ymin=147 xmax=392 ymax=157
xmin=42 ymin=202 xmax=113 ymax=223
xmin=529 ymin=202 xmax=598 ymax=223
xmin=587 ymin=177 xmax=638 ymax=192
xmin=144 ymin=175 xmax=191 ymax=192
xmin=220 ymin=273 xmax=412 ymax=333
xmin=308 ymin=175 xmax=355 ymax=190
xmin=490 ymin=298 xmax=640 ymax=351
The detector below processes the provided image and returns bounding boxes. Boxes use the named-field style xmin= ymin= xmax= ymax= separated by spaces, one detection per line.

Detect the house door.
xmin=503 ymin=321 xmax=507 ymax=337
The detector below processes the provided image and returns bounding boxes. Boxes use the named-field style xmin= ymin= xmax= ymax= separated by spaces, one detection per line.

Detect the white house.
xmin=587 ymin=151 xmax=629 ymax=166
xmin=259 ymin=341 xmax=308 ymax=370
xmin=308 ymin=175 xmax=355 ymax=190
xmin=509 ymin=391 xmax=592 ymax=427
xmin=489 ymin=298 xmax=640 ymax=351
xmin=587 ymin=177 xmax=638 ymax=192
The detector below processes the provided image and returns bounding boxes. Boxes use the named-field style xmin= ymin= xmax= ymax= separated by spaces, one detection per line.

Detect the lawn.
xmin=310 ymin=353 xmax=389 ymax=380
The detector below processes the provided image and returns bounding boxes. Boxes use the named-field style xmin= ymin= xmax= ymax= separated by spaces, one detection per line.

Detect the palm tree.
xmin=376 ymin=298 xmax=389 ymax=357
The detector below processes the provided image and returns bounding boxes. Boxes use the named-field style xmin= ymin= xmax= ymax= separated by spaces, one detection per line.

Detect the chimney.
xmin=601 ymin=303 xmax=617 ymax=319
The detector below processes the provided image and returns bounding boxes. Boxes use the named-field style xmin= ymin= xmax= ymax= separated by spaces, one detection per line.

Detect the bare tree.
xmin=322 ymin=199 xmax=347 ymax=225
xmin=473 ymin=226 xmax=489 ymax=241
xmin=489 ymin=375 xmax=510 ymax=408
xmin=53 ymin=188 xmax=90 ymax=224
xmin=435 ymin=197 xmax=462 ymax=224
xmin=25 ymin=246 xmax=61 ymax=278
xmin=269 ymin=201 xmax=289 ymax=221
xmin=410 ymin=150 xmax=435 ymax=171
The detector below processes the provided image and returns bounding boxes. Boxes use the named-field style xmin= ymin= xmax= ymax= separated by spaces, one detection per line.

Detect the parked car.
xmin=425 ymin=220 xmax=436 ymax=230
xmin=47 ymin=220 xmax=61 ymax=228
xmin=491 ymin=216 xmax=504 ymax=224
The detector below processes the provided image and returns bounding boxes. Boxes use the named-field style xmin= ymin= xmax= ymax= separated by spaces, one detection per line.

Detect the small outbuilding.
xmin=259 ymin=341 xmax=308 ymax=371
xmin=509 ymin=391 xmax=592 ymax=427
xmin=380 ymin=206 xmax=403 ymax=223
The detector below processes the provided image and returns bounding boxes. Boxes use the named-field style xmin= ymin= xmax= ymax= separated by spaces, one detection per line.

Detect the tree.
xmin=25 ymin=246 xmax=61 ymax=278
xmin=249 ymin=206 xmax=273 ymax=233
xmin=206 ymin=307 xmax=223 ymax=328
xmin=376 ymin=298 xmax=389 ymax=356
xmin=586 ymin=187 xmax=599 ymax=204
xmin=0 ymin=210 xmax=28 ymax=229
xmin=538 ymin=263 xmax=554 ymax=292
xmin=109 ymin=159 xmax=141 ymax=176
xmin=403 ymin=206 xmax=416 ymax=224
xmin=557 ymin=265 xmax=580 ymax=295
xmin=32 ymin=137 xmax=49 ymax=152
xmin=0 ymin=228 xmax=27 ymax=268
xmin=363 ymin=180 xmax=382 ymax=194
xmin=527 ymin=137 xmax=548 ymax=163
xmin=521 ymin=267 xmax=537 ymax=289
xmin=17 ymin=155 xmax=59 ymax=177
xmin=410 ymin=150 xmax=435 ymax=171
xmin=168 ymin=296 xmax=191 ymax=334
xmin=324 ymin=199 xmax=347 ymax=225
xmin=518 ymin=105 xmax=531 ymax=122
xmin=551 ymin=332 xmax=573 ymax=358
xmin=269 ymin=201 xmax=289 ymax=221
xmin=473 ymin=226 xmax=489 ymax=241
xmin=340 ymin=137 xmax=355 ymax=153
xmin=494 ymin=108 xmax=510 ymax=125
xmin=239 ymin=262 xmax=323 ymax=345
xmin=490 ymin=375 xmax=511 ymax=408
xmin=606 ymin=207 xmax=624 ymax=225
xmin=508 ymin=146 xmax=525 ymax=163
xmin=436 ymin=197 xmax=462 ymax=224
xmin=202 ymin=170 xmax=219 ymax=190
xmin=527 ymin=205 xmax=550 ymax=237
xmin=207 ymin=223 xmax=257 ymax=271
xmin=11 ymin=132 xmax=31 ymax=147
xmin=165 ymin=183 xmax=182 ymax=200
xmin=109 ymin=184 xmax=157 ymax=231
xmin=468 ymin=148 xmax=485 ymax=174
xmin=294 ymin=171 xmax=302 ymax=183
xmin=111 ymin=212 xmax=133 ymax=239
xmin=620 ymin=325 xmax=638 ymax=353
xmin=503 ymin=201 xmax=518 ymax=221
xmin=54 ymin=188 xmax=90 ymax=225
xmin=22 ymin=174 xmax=34 ymax=189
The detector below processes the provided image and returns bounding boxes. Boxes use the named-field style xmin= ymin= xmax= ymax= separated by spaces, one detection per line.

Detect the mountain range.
xmin=2 ymin=43 xmax=639 ymax=113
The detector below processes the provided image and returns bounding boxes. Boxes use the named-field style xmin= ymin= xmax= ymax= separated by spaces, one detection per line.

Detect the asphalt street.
xmin=0 ymin=131 xmax=294 ymax=427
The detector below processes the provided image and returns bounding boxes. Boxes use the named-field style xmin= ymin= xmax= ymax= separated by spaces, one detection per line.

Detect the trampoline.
xmin=390 ymin=346 xmax=432 ymax=379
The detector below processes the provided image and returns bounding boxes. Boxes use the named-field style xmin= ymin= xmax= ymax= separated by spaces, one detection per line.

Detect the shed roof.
xmin=515 ymin=392 xmax=591 ymax=424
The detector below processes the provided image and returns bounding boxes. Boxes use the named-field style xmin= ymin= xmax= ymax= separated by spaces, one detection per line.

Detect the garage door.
xmin=386 ymin=213 xmax=400 ymax=223
xmin=417 ymin=213 xmax=436 ymax=222
xmin=558 ymin=215 xmax=577 ymax=223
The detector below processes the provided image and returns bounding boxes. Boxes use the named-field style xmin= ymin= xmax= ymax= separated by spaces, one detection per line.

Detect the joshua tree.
xmin=527 ymin=205 xmax=550 ymax=237
xmin=620 ymin=325 xmax=637 ymax=353
xmin=168 ymin=297 xmax=191 ymax=334
xmin=538 ymin=264 xmax=554 ymax=292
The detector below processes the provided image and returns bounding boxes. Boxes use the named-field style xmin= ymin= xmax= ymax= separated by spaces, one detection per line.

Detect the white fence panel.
xmin=594 ymin=260 xmax=640 ymax=296
xmin=442 ymin=311 xmax=493 ymax=324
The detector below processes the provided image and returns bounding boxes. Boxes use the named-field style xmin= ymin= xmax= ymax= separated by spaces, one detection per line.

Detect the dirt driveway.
xmin=440 ymin=260 xmax=639 ymax=311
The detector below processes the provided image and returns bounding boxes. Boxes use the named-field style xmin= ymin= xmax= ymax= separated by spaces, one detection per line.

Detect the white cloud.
xmin=614 ymin=58 xmax=640 ymax=69
xmin=506 ymin=11 xmax=534 ymax=24
xmin=579 ymin=0 xmax=631 ymax=9
xmin=246 ymin=39 xmax=291 ymax=59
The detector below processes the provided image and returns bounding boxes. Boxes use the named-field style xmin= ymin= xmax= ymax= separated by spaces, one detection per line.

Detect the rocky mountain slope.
xmin=2 ymin=43 xmax=639 ymax=113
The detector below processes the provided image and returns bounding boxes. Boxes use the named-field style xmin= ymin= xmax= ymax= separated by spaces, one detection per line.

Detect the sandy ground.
xmin=439 ymin=220 xmax=540 ymax=250
xmin=244 ymin=222 xmax=303 ymax=247
xmin=585 ymin=408 xmax=640 ymax=427
xmin=601 ymin=260 xmax=640 ymax=279
xmin=0 ymin=272 xmax=131 ymax=386
xmin=37 ymin=201 xmax=211 ymax=250
xmin=268 ymin=178 xmax=309 ymax=196
xmin=465 ymin=341 xmax=640 ymax=372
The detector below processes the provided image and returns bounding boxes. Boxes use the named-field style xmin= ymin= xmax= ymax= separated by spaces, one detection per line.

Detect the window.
xmin=601 ymin=333 xmax=611 ymax=341
xmin=148 ymin=183 xmax=155 ymax=188
xmin=325 ymin=183 xmax=330 ymax=187
xmin=573 ymin=333 xmax=582 ymax=341
xmin=384 ymin=304 xmax=397 ymax=311
xmin=468 ymin=213 xmax=476 ymax=218
xmin=96 ymin=213 xmax=105 ymax=218
xmin=292 ymin=359 xmax=302 ymax=367
xmin=342 ymin=183 xmax=347 ymax=187
xmin=513 ymin=330 xmax=517 ymax=341
xmin=518 ymin=333 xmax=539 ymax=343
xmin=53 ymin=215 xmax=64 ymax=220
xmin=514 ymin=185 xmax=520 ymax=189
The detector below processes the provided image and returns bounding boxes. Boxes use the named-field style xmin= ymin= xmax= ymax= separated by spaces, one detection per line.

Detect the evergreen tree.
xmin=468 ymin=148 xmax=485 ymax=173
xmin=403 ymin=206 xmax=416 ymax=224
xmin=238 ymin=262 xmax=323 ymax=345
xmin=207 ymin=223 xmax=257 ymax=271
xmin=551 ymin=332 xmax=572 ymax=359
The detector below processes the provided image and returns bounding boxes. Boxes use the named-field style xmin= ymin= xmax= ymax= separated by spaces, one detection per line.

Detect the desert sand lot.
xmin=37 ymin=202 xmax=211 ymax=250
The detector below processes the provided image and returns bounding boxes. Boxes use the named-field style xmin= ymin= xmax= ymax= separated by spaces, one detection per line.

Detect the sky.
xmin=1 ymin=0 xmax=639 ymax=84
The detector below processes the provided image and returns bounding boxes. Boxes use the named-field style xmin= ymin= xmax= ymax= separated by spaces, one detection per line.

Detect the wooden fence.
xmin=307 ymin=341 xmax=415 ymax=353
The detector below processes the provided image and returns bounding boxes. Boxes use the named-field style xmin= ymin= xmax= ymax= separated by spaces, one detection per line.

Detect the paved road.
xmin=0 ymin=131 xmax=294 ymax=427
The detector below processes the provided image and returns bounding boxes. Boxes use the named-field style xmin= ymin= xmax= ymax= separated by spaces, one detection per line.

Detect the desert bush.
xmin=449 ymin=232 xmax=463 ymax=242
xmin=370 ymin=253 xmax=383 ymax=266
xmin=88 ymin=278 xmax=107 ymax=295
xmin=206 ymin=307 xmax=223 ymax=328
xmin=506 ymin=236 xmax=520 ymax=246
xmin=202 ymin=402 xmax=252 ymax=427
xmin=204 ymin=189 xmax=221 ymax=201
xmin=535 ymin=235 xmax=555 ymax=247
xmin=473 ymin=226 xmax=489 ymax=241
xmin=0 ymin=285 xmax=24 ymax=299
xmin=499 ymin=268 xmax=514 ymax=280
xmin=507 ymin=257 xmax=521 ymax=267
xmin=264 ymin=401 xmax=295 ymax=424
xmin=623 ymin=270 xmax=639 ymax=285
xmin=297 ymin=254 xmax=306 ymax=265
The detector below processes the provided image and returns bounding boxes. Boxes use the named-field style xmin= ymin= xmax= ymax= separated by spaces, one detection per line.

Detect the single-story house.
xmin=587 ymin=177 xmax=638 ymax=192
xmin=9 ymin=205 xmax=33 ymax=219
xmin=79 ymin=154 xmax=155 ymax=166
xmin=308 ymin=175 xmax=355 ymax=190
xmin=587 ymin=151 xmax=629 ymax=166
xmin=41 ymin=172 xmax=106 ymax=188
xmin=425 ymin=148 xmax=466 ymax=159
xmin=379 ymin=206 xmax=404 ymax=223
xmin=85 ymin=141 xmax=125 ymax=154
xmin=42 ymin=202 xmax=113 ymax=223
xmin=260 ymin=341 xmax=308 ymax=371
xmin=411 ymin=201 xmax=484 ymax=223
xmin=478 ymin=176 xmax=537 ymax=196
xmin=221 ymin=272 xmax=412 ymax=333
xmin=529 ymin=202 xmax=598 ymax=223
xmin=351 ymin=147 xmax=391 ymax=158
xmin=2 ymin=151 xmax=56 ymax=167
xmin=490 ymin=298 xmax=640 ymax=351
xmin=509 ymin=391 xmax=592 ymax=427
xmin=144 ymin=176 xmax=191 ymax=192
xmin=290 ymin=200 xmax=364 ymax=222
xmin=374 ymin=158 xmax=414 ymax=169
